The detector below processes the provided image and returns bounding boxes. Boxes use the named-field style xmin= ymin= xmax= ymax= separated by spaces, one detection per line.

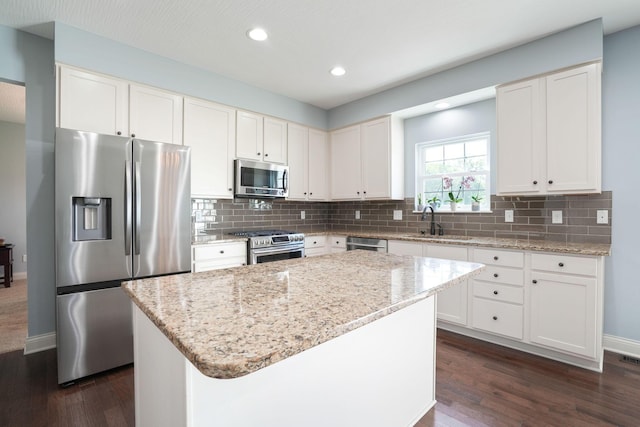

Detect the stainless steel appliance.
xmin=229 ymin=230 xmax=304 ymax=264
xmin=55 ymin=128 xmax=191 ymax=384
xmin=234 ymin=159 xmax=288 ymax=198
xmin=346 ymin=237 xmax=388 ymax=252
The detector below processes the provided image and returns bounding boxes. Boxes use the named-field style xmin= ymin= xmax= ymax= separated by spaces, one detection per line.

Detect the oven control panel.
xmin=249 ymin=233 xmax=305 ymax=249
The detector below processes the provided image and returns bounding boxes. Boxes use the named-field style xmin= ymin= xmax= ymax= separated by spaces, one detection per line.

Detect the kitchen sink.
xmin=400 ymin=234 xmax=474 ymax=242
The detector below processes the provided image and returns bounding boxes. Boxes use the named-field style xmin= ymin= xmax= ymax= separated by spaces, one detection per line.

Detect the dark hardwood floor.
xmin=1 ymin=329 xmax=638 ymax=426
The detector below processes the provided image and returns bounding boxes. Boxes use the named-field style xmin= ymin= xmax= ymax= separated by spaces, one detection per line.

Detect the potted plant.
xmin=416 ymin=193 xmax=424 ymax=211
xmin=427 ymin=195 xmax=441 ymax=210
xmin=443 ymin=176 xmax=475 ymax=212
xmin=471 ymin=194 xmax=482 ymax=211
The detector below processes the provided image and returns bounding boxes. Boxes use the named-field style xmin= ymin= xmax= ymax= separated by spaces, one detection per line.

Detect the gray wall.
xmin=602 ymin=25 xmax=640 ymax=342
xmin=0 ymin=120 xmax=27 ymax=275
xmin=54 ymin=23 xmax=328 ymax=130
xmin=403 ymin=99 xmax=496 ymax=196
xmin=328 ymin=19 xmax=603 ymax=129
xmin=0 ymin=24 xmax=56 ymax=337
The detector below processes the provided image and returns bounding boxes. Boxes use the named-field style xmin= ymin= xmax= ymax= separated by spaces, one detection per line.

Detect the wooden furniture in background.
xmin=0 ymin=244 xmax=14 ymax=287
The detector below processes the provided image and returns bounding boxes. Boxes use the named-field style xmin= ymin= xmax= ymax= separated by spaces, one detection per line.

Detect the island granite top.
xmin=122 ymin=251 xmax=484 ymax=379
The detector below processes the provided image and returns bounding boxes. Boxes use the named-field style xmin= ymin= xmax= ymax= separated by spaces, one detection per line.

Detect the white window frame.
xmin=415 ymin=132 xmax=491 ymax=213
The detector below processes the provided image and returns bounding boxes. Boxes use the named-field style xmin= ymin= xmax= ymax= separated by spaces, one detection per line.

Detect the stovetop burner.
xmin=229 ymin=229 xmax=298 ymax=237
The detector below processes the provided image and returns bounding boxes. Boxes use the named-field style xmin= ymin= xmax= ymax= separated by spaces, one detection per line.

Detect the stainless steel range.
xmin=230 ymin=230 xmax=305 ymax=264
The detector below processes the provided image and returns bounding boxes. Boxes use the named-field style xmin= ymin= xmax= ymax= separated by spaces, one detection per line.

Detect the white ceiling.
xmin=1 ymin=0 xmax=640 ymax=117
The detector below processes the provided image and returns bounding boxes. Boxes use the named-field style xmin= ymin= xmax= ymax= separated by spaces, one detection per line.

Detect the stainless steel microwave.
xmin=234 ymin=159 xmax=289 ymax=198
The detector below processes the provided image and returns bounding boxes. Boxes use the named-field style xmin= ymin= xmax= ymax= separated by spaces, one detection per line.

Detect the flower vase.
xmin=450 ymin=202 xmax=457 ymax=212
xmin=472 ymin=202 xmax=480 ymax=211
xmin=417 ymin=204 xmax=424 ymax=211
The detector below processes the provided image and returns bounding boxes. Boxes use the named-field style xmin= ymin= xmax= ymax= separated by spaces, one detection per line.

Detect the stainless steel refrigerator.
xmin=55 ymin=128 xmax=191 ymax=384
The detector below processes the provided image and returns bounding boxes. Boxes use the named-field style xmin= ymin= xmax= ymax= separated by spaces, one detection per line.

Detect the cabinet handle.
xmin=357 ymin=191 xmax=360 ymax=195
xmin=533 ymin=180 xmax=538 ymax=185
xmin=493 ymin=290 xmax=498 ymax=295
xmin=532 ymin=279 xmax=538 ymax=284
xmin=265 ymin=153 xmax=269 ymax=157
xmin=363 ymin=191 xmax=367 ymax=194
xmin=228 ymin=188 xmax=232 ymax=191
xmin=313 ymin=241 xmax=317 ymax=244
xmin=257 ymin=152 xmax=261 ymax=156
xmin=492 ymin=316 xmax=498 ymax=321
xmin=548 ymin=180 xmax=554 ymax=184
xmin=310 ymin=192 xmax=313 ymax=195
xmin=336 ymin=241 xmax=339 ymax=244
xmin=220 ymin=250 xmax=224 ymax=254
xmin=558 ymin=262 xmax=564 ymax=267
xmin=493 ymin=256 xmax=499 ymax=261
xmin=493 ymin=273 xmax=499 ymax=278
xmin=117 ymin=131 xmax=122 ymax=136
xmin=304 ymin=192 xmax=307 ymax=195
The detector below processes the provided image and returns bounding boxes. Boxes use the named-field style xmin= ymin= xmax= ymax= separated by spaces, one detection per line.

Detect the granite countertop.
xmin=191 ymin=232 xmax=247 ymax=245
xmin=122 ymin=251 xmax=484 ymax=379
xmin=306 ymin=230 xmax=611 ymax=256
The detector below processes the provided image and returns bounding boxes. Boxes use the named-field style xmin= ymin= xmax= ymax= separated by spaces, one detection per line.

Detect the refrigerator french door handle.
xmin=125 ymin=160 xmax=132 ymax=256
xmin=135 ymin=161 xmax=141 ymax=256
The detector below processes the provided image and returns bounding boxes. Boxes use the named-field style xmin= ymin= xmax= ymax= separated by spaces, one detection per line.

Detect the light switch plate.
xmin=552 ymin=210 xmax=563 ymax=224
xmin=393 ymin=210 xmax=403 ymax=220
xmin=596 ymin=210 xmax=609 ymax=224
xmin=355 ymin=210 xmax=360 ymax=220
xmin=505 ymin=210 xmax=514 ymax=223
xmin=300 ymin=210 xmax=305 ymax=220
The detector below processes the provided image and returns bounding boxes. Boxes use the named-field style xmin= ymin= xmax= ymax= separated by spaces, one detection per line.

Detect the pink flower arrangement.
xmin=443 ymin=176 xmax=475 ymax=203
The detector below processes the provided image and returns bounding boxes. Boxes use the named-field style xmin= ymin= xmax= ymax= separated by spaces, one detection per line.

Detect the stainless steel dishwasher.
xmin=346 ymin=236 xmax=388 ymax=252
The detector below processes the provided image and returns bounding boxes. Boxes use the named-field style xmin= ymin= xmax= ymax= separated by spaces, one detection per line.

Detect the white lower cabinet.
xmin=389 ymin=240 xmax=605 ymax=370
xmin=192 ymin=241 xmax=247 ymax=272
xmin=304 ymin=235 xmax=327 ymax=257
xmin=329 ymin=236 xmax=346 ymax=253
xmin=529 ymin=253 xmax=600 ymax=359
xmin=388 ymin=241 xmax=468 ymax=326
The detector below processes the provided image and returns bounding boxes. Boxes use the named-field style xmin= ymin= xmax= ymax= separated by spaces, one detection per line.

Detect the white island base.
xmin=133 ymin=296 xmax=437 ymax=427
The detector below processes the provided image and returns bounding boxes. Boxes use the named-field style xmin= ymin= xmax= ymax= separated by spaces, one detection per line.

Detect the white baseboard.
xmin=13 ymin=272 xmax=27 ymax=280
xmin=24 ymin=332 xmax=56 ymax=355
xmin=603 ymin=334 xmax=640 ymax=359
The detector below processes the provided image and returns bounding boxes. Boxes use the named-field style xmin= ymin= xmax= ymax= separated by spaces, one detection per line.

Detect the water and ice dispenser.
xmin=72 ymin=197 xmax=112 ymax=241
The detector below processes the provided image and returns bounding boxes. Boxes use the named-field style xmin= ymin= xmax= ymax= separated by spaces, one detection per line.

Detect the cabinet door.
xmin=183 ymin=98 xmax=236 ymax=198
xmin=330 ymin=125 xmax=361 ymax=200
xmin=426 ymin=245 xmax=469 ymax=326
xmin=387 ymin=240 xmax=424 ymax=256
xmin=236 ymin=111 xmax=264 ymax=161
xmin=545 ymin=63 xmax=601 ymax=194
xmin=529 ymin=271 xmax=597 ymax=358
xmin=59 ymin=66 xmax=128 ymax=136
xmin=263 ymin=117 xmax=287 ymax=164
xmin=361 ymin=117 xmax=390 ymax=199
xmin=287 ymin=123 xmax=309 ymax=200
xmin=496 ymin=78 xmax=544 ymax=194
xmin=308 ymin=129 xmax=329 ymax=200
xmin=129 ymin=85 xmax=183 ymax=144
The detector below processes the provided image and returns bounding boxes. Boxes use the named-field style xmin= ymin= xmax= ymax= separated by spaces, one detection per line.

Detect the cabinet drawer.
xmin=473 ymin=281 xmax=524 ymax=304
xmin=531 ymin=253 xmax=598 ymax=276
xmin=330 ymin=236 xmax=346 ymax=248
xmin=193 ymin=242 xmax=246 ymax=261
xmin=474 ymin=266 xmax=524 ymax=286
xmin=305 ymin=235 xmax=327 ymax=248
xmin=472 ymin=298 xmax=524 ymax=340
xmin=473 ymin=248 xmax=523 ymax=268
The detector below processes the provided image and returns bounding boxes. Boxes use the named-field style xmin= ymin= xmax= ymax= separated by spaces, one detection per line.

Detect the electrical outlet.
xmin=505 ymin=210 xmax=514 ymax=223
xmin=300 ymin=210 xmax=305 ymax=220
xmin=22 ymin=254 xmax=27 ymax=263
xmin=393 ymin=210 xmax=403 ymax=220
xmin=552 ymin=210 xmax=563 ymax=224
xmin=596 ymin=210 xmax=609 ymax=224
xmin=355 ymin=210 xmax=360 ymax=220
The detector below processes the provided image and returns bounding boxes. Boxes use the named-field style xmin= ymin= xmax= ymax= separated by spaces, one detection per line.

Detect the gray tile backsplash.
xmin=192 ymin=191 xmax=612 ymax=244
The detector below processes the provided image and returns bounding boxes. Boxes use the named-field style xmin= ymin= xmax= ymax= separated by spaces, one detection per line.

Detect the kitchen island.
xmin=122 ymin=250 xmax=484 ymax=427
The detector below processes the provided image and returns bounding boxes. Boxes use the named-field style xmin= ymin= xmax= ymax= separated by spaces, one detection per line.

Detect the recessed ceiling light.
xmin=330 ymin=66 xmax=346 ymax=77
xmin=247 ymin=28 xmax=268 ymax=41
xmin=435 ymin=102 xmax=450 ymax=109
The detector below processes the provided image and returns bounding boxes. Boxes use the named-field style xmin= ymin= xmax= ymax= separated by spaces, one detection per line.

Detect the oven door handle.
xmin=253 ymin=245 xmax=303 ymax=256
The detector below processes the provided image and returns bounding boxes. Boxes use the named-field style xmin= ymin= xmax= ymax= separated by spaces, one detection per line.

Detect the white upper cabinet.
xmin=288 ymin=124 xmax=329 ymax=201
xmin=58 ymin=66 xmax=129 ymax=136
xmin=129 ymin=84 xmax=183 ymax=145
xmin=330 ymin=116 xmax=404 ymax=201
xmin=497 ymin=62 xmax=601 ymax=195
xmin=236 ymin=112 xmax=287 ymax=164
xmin=330 ymin=124 xmax=362 ymax=200
xmin=183 ymin=97 xmax=236 ymax=198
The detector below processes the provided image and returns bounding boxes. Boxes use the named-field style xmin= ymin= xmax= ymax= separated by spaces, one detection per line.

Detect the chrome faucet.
xmin=421 ymin=205 xmax=437 ymax=235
